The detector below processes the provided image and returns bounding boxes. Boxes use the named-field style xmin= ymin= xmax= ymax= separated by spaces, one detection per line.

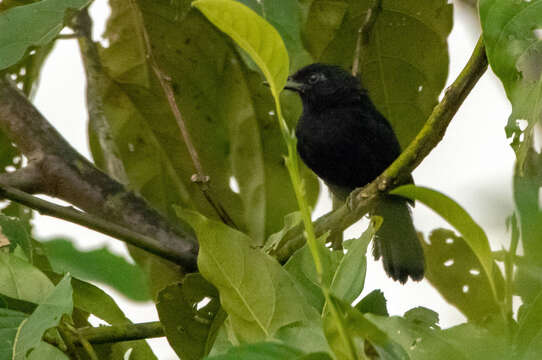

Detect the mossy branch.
xmin=270 ymin=37 xmax=488 ymax=262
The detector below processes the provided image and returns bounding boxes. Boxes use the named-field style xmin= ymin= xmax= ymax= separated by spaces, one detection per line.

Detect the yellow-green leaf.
xmin=192 ymin=0 xmax=289 ymax=99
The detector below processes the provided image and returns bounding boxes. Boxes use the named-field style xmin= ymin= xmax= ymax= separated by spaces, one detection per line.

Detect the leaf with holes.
xmin=391 ymin=185 xmax=500 ymax=303
xmin=156 ymin=274 xmax=223 ymax=360
xmin=480 ymin=0 xmax=542 ymax=169
xmin=178 ymin=209 xmax=309 ymax=342
xmin=301 ymin=0 xmax=452 ymax=148
xmin=421 ymin=229 xmax=503 ymax=322
xmin=366 ymin=314 xmax=511 ymax=360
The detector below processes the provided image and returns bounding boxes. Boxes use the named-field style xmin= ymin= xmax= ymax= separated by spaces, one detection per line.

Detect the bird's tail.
xmin=372 ymin=196 xmax=425 ymax=283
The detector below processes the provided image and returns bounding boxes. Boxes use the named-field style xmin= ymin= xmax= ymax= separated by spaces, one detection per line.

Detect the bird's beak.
xmin=283 ymin=77 xmax=304 ymax=93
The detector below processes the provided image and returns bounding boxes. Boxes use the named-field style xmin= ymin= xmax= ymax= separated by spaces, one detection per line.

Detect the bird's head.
xmin=284 ymin=63 xmax=362 ymax=107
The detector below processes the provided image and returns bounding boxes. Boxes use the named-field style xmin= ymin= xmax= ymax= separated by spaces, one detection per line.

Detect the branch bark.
xmin=0 ymin=75 xmax=198 ymax=271
xmin=270 ymin=37 xmax=489 ymax=262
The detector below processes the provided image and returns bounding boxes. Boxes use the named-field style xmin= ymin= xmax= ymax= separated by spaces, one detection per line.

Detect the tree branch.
xmin=46 ymin=322 xmax=165 ymax=346
xmin=271 ymin=37 xmax=488 ymax=262
xmin=0 ymin=75 xmax=198 ymax=271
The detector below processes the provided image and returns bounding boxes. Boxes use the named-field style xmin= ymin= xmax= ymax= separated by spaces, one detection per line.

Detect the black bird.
xmin=285 ymin=63 xmax=424 ymax=283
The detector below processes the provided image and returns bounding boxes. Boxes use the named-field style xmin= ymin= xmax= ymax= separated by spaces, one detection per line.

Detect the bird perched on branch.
xmin=284 ymin=63 xmax=424 ymax=283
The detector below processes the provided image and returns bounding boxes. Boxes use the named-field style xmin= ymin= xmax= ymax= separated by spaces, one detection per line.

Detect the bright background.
xmin=30 ymin=2 xmax=515 ymax=358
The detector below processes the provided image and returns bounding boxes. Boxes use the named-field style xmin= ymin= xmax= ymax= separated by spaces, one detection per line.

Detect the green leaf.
xmin=41 ymin=238 xmax=151 ymax=301
xmin=403 ymin=307 xmax=439 ymax=329
xmin=156 ymin=274 xmax=222 ymax=360
xmin=479 ymin=0 xmax=542 ymax=168
xmin=12 ymin=274 xmax=73 ymax=360
xmin=390 ymin=185 xmax=499 ymax=301
xmin=204 ymin=341 xmax=331 ymax=360
xmin=265 ymin=211 xmax=302 ymax=251
xmin=70 ymin=278 xmax=157 ymax=360
xmin=324 ymin=296 xmax=408 ymax=360
xmin=26 ymin=342 xmax=69 ymax=360
xmin=178 ymin=209 xmax=309 ymax=342
xmin=421 ymin=229 xmax=502 ymax=322
xmin=0 ymin=252 xmax=54 ymax=304
xmin=516 ymin=290 xmax=542 ymax=358
xmin=303 ymin=0 xmax=453 ymax=148
xmin=0 ymin=0 xmax=91 ymax=70
xmin=193 ymin=0 xmax=289 ymax=99
xmin=355 ymin=289 xmax=388 ymax=316
xmin=0 ymin=214 xmax=32 ymax=262
xmin=0 ymin=308 xmax=26 ymax=360
xmin=366 ymin=315 xmax=511 ymax=360
xmin=234 ymin=0 xmax=311 ymax=70
xmin=330 ymin=222 xmax=375 ymax=303
xmin=274 ymin=317 xmax=331 ymax=355
xmin=513 ymin=149 xmax=542 ymax=303
xmin=284 ymin=237 xmax=342 ymax=311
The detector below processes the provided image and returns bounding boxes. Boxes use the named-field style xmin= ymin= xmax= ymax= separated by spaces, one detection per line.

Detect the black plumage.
xmin=285 ymin=63 xmax=424 ymax=283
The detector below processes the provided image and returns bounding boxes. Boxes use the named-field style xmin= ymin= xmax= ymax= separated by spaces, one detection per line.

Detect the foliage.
xmin=0 ymin=0 xmax=542 ymax=359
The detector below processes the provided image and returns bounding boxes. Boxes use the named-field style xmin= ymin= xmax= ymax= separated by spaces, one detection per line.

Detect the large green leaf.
xmin=12 ymin=275 xmax=72 ymax=360
xmin=0 ymin=252 xmax=54 ymax=304
xmin=301 ymin=0 xmax=453 ymax=148
xmin=178 ymin=209 xmax=310 ymax=342
xmin=156 ymin=274 xmax=222 ymax=360
xmin=41 ymin=238 xmax=150 ymax=301
xmin=391 ymin=185 xmax=499 ymax=301
xmin=0 ymin=0 xmax=90 ymax=69
xmin=95 ymin=0 xmax=318 ymax=243
xmin=479 ymin=0 xmax=542 ymax=168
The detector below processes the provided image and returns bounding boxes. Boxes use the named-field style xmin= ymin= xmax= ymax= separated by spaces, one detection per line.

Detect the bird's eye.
xmin=308 ymin=73 xmax=320 ymax=84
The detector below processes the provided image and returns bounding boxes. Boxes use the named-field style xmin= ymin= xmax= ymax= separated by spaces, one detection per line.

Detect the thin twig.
xmin=271 ymin=37 xmax=488 ymax=262
xmin=352 ymin=0 xmax=382 ymax=77
xmin=128 ymin=0 xmax=236 ymax=227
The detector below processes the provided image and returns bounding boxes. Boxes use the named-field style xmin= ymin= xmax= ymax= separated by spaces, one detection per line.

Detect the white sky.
xmin=29 ymin=1 xmax=516 ymax=358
